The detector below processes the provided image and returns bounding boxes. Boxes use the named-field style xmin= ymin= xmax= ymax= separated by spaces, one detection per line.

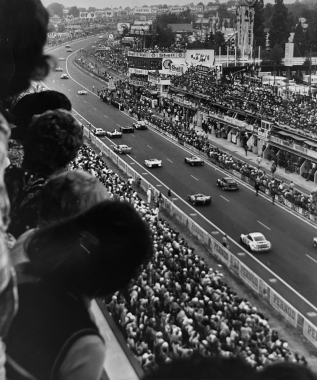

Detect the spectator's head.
xmin=0 ymin=0 xmax=50 ymax=100
xmin=22 ymin=109 xmax=83 ymax=175
xmin=10 ymin=91 xmax=72 ymax=141
xmin=257 ymin=362 xmax=317 ymax=380
xmin=39 ymin=170 xmax=110 ymax=227
xmin=142 ymin=354 xmax=257 ymax=380
xmin=27 ymin=201 xmax=154 ymax=297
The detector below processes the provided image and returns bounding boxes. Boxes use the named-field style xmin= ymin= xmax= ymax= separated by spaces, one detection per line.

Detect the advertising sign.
xmin=105 ymin=10 xmax=113 ymax=18
xmin=304 ymin=319 xmax=317 ymax=348
xmin=129 ymin=68 xmax=148 ymax=75
xmin=270 ymin=290 xmax=297 ymax=327
xmin=130 ymin=25 xmax=150 ymax=33
xmin=128 ymin=51 xmax=185 ymax=58
xmin=117 ymin=23 xmax=130 ymax=33
xmin=170 ymin=63 xmax=184 ymax=74
xmin=284 ymin=43 xmax=294 ymax=67
xmin=239 ymin=262 xmax=259 ymax=292
xmin=80 ymin=12 xmax=96 ymax=19
xmin=134 ymin=20 xmax=153 ymax=26
xmin=134 ymin=7 xmax=152 ymax=14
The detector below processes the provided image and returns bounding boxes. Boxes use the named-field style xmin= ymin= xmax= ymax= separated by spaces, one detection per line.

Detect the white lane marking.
xmin=117 ymin=124 xmax=121 ymax=127
xmin=191 ymin=175 xmax=198 ymax=181
xmin=172 ymin=198 xmax=178 ymax=201
xmin=94 ymin=107 xmax=97 ymax=110
xmin=147 ymin=145 xmax=152 ymax=149
xmin=190 ymin=213 xmax=197 ymax=216
xmin=142 ymin=172 xmax=148 ymax=175
xmin=220 ymin=195 xmax=229 ymax=202
xmin=76 ymin=95 xmax=78 ymax=97
xmin=156 ymin=184 xmax=162 ymax=187
xmin=84 ymin=100 xmax=87 ymax=103
xmin=166 ymin=158 xmax=173 ymax=163
xmin=68 ymin=89 xmax=71 ymax=91
xmin=43 ymin=61 xmax=317 ymax=313
xmin=130 ymin=134 xmax=135 ymax=137
xmin=104 ymin=115 xmax=108 ymax=118
xmin=258 ymin=221 xmax=271 ymax=230
xmin=306 ymin=254 xmax=317 ymax=264
xmin=130 ymin=162 xmax=135 ymax=165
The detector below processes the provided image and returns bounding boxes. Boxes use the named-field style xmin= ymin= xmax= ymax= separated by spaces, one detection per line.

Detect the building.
xmin=236 ymin=0 xmax=256 ymax=57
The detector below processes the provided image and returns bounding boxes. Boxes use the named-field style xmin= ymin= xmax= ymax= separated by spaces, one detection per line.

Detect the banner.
xmin=270 ymin=290 xmax=297 ymax=327
xmin=303 ymin=319 xmax=317 ymax=347
xmin=128 ymin=68 xmax=148 ymax=75
xmin=117 ymin=23 xmax=130 ymax=33
xmin=105 ymin=10 xmax=113 ymax=18
xmin=239 ymin=262 xmax=260 ymax=293
xmin=80 ymin=12 xmax=96 ymax=19
xmin=213 ymin=240 xmax=230 ymax=267
xmin=128 ymin=51 xmax=185 ymax=59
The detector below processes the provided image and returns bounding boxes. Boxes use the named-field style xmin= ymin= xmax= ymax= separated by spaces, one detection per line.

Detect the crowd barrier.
xmin=83 ymin=126 xmax=317 ymax=350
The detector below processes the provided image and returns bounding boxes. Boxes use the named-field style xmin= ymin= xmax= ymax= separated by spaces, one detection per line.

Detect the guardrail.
xmin=84 ymin=126 xmax=317 ymax=350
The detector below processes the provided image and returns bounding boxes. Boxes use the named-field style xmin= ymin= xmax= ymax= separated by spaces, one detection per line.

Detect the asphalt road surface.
xmin=44 ymin=39 xmax=317 ymax=320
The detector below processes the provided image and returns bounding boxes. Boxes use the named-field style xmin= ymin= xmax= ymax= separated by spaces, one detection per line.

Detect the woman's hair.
xmin=10 ymin=91 xmax=72 ymax=141
xmin=39 ymin=170 xmax=110 ymax=227
xmin=0 ymin=0 xmax=50 ymax=99
xmin=27 ymin=201 xmax=154 ymax=297
xmin=22 ymin=109 xmax=83 ymax=175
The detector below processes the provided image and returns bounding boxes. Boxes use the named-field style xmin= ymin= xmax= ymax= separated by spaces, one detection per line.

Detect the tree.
xmin=47 ymin=3 xmax=63 ymax=18
xmin=269 ymin=0 xmax=289 ymax=48
xmin=68 ymin=6 xmax=79 ymax=18
xmin=57 ymin=24 xmax=66 ymax=33
xmin=88 ymin=7 xmax=96 ymax=12
xmin=294 ymin=21 xmax=306 ymax=56
xmin=214 ymin=30 xmax=226 ymax=54
xmin=254 ymin=0 xmax=266 ymax=48
xmin=270 ymin=44 xmax=284 ymax=64
xmin=263 ymin=3 xmax=274 ymax=28
xmin=155 ymin=25 xmax=175 ymax=48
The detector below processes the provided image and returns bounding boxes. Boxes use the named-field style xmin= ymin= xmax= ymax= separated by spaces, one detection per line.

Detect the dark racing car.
xmin=187 ymin=193 xmax=211 ymax=206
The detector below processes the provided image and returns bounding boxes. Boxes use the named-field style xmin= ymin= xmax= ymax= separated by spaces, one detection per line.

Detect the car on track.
xmin=65 ymin=45 xmax=71 ymax=48
xmin=120 ymin=125 xmax=134 ymax=133
xmin=106 ymin=130 xmax=122 ymax=138
xmin=66 ymin=49 xmax=73 ymax=52
xmin=240 ymin=232 xmax=271 ymax=252
xmin=217 ymin=177 xmax=239 ymax=191
xmin=187 ymin=193 xmax=211 ymax=206
xmin=60 ymin=74 xmax=69 ymax=79
xmin=90 ymin=126 xmax=106 ymax=137
xmin=133 ymin=120 xmax=148 ymax=130
xmin=58 ymin=57 xmax=65 ymax=61
xmin=78 ymin=90 xmax=88 ymax=95
xmin=144 ymin=159 xmax=162 ymax=168
xmin=55 ymin=67 xmax=63 ymax=72
xmin=313 ymin=237 xmax=317 ymax=248
xmin=185 ymin=156 xmax=204 ymax=166
xmin=113 ymin=144 xmax=132 ymax=154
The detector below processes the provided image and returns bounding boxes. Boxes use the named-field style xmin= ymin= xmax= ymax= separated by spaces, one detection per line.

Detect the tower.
xmin=236 ymin=0 xmax=257 ymax=57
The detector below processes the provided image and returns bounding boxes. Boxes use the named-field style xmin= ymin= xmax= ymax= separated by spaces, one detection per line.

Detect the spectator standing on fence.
xmin=167 ymin=188 xmax=172 ymax=203
xmin=147 ymin=188 xmax=152 ymax=205
xmin=254 ymin=177 xmax=260 ymax=196
xmin=222 ymin=234 xmax=228 ymax=248
xmin=92 ymin=85 xmax=95 ymax=92
xmin=271 ymin=162 xmax=277 ymax=178
xmin=289 ymin=181 xmax=295 ymax=197
xmin=137 ymin=177 xmax=141 ymax=188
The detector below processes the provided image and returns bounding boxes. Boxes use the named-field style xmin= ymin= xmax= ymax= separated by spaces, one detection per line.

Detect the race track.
xmin=43 ymin=39 xmax=317 ymax=319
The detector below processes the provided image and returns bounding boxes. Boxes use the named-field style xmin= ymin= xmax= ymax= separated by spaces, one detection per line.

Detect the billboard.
xmin=134 ymin=7 xmax=152 ymax=14
xmin=134 ymin=20 xmax=153 ymax=26
xmin=104 ymin=10 xmax=113 ymax=18
xmin=169 ymin=7 xmax=188 ymax=13
xmin=130 ymin=25 xmax=150 ymax=34
xmin=117 ymin=23 xmax=130 ymax=33
xmin=80 ymin=12 xmax=96 ymax=19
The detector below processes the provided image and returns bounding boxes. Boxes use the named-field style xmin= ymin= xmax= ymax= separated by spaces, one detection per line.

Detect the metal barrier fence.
xmin=84 ymin=126 xmax=317 ymax=350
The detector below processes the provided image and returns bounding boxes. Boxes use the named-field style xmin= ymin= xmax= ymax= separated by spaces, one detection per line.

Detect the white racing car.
xmin=133 ymin=120 xmax=148 ymax=130
xmin=240 ymin=232 xmax=271 ymax=252
xmin=58 ymin=57 xmax=65 ymax=61
xmin=78 ymin=90 xmax=88 ymax=95
xmin=145 ymin=159 xmax=162 ymax=168
xmin=61 ymin=74 xmax=69 ymax=79
xmin=106 ymin=130 xmax=122 ymax=138
xmin=113 ymin=145 xmax=132 ymax=154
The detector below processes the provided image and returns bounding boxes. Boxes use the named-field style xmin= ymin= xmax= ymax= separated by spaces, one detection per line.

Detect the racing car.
xmin=113 ymin=145 xmax=132 ymax=154
xmin=120 ymin=126 xmax=134 ymax=133
xmin=105 ymin=130 xmax=122 ymax=138
xmin=313 ymin=237 xmax=317 ymax=248
xmin=240 ymin=232 xmax=271 ymax=252
xmin=187 ymin=193 xmax=211 ymax=206
xmin=144 ymin=159 xmax=162 ymax=168
xmin=78 ymin=90 xmax=88 ymax=95
xmin=60 ymin=74 xmax=69 ymax=79
xmin=133 ymin=120 xmax=148 ymax=130
xmin=66 ymin=49 xmax=73 ymax=52
xmin=185 ymin=156 xmax=204 ymax=166
xmin=58 ymin=57 xmax=65 ymax=61
xmin=55 ymin=67 xmax=63 ymax=72
xmin=217 ymin=177 xmax=239 ymax=190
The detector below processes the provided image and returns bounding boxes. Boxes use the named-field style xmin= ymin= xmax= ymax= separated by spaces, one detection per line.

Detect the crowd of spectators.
xmin=132 ymin=43 xmax=186 ymax=53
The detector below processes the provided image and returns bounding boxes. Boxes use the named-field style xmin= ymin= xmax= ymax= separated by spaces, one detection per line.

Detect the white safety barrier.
xmin=83 ymin=127 xmax=317 ymax=350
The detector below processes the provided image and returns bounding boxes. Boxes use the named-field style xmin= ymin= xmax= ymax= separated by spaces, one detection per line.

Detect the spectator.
xmin=5 ymin=201 xmax=153 ymax=380
xmin=10 ymin=170 xmax=110 ymax=267
xmin=255 ymin=177 xmax=260 ymax=196
xmin=222 ymin=234 xmax=228 ymax=248
xmin=5 ymin=109 xmax=83 ymax=238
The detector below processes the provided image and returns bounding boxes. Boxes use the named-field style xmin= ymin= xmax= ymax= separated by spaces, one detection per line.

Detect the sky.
xmin=41 ymin=0 xmax=299 ymax=9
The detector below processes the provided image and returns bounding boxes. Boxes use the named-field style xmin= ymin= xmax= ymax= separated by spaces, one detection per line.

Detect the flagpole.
xmin=219 ymin=46 xmax=221 ymax=65
xmin=235 ymin=46 xmax=237 ymax=67
xmin=258 ymin=46 xmax=261 ymax=65
xmin=227 ymin=45 xmax=229 ymax=67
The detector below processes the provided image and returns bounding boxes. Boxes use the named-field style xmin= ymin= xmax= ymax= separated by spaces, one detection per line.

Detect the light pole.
xmin=309 ymin=44 xmax=316 ymax=97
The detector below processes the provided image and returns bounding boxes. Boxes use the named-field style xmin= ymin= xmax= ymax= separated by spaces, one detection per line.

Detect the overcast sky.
xmin=41 ymin=0 xmax=298 ymax=9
